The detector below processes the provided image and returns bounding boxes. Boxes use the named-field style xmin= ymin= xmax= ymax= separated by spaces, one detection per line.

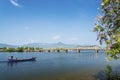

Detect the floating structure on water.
xmin=8 ymin=57 xmax=36 ymax=63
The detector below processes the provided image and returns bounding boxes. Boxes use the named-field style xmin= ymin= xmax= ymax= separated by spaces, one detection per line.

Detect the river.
xmin=0 ymin=50 xmax=120 ymax=80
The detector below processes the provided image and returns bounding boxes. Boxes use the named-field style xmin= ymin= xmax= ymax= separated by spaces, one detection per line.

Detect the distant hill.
xmin=21 ymin=42 xmax=77 ymax=48
xmin=0 ymin=42 xmax=100 ymax=48
xmin=0 ymin=43 xmax=17 ymax=48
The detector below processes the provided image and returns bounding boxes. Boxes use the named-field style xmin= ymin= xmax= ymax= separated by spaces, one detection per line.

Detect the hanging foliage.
xmin=94 ymin=0 xmax=120 ymax=59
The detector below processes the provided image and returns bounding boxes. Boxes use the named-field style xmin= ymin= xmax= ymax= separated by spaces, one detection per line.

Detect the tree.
xmin=94 ymin=0 xmax=120 ymax=59
xmin=6 ymin=48 xmax=16 ymax=52
xmin=17 ymin=47 xmax=24 ymax=52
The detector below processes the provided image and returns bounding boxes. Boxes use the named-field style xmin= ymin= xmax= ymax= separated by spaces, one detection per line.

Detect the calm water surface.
xmin=0 ymin=50 xmax=120 ymax=80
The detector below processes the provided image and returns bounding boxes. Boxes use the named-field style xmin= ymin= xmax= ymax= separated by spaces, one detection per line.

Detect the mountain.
xmin=0 ymin=43 xmax=17 ymax=48
xmin=21 ymin=42 xmax=77 ymax=48
xmin=0 ymin=42 xmax=100 ymax=48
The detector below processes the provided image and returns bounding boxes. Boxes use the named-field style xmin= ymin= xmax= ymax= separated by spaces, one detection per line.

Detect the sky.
xmin=0 ymin=0 xmax=101 ymax=45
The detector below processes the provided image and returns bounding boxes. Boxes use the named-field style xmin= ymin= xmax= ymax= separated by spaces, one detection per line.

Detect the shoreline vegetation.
xmin=0 ymin=47 xmax=43 ymax=52
xmin=0 ymin=45 xmax=101 ymax=52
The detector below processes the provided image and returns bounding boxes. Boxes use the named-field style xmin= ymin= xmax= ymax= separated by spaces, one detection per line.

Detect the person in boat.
xmin=9 ymin=56 xmax=13 ymax=60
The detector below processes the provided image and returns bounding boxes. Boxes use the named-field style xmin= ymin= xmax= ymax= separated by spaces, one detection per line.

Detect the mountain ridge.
xmin=0 ymin=42 xmax=99 ymax=48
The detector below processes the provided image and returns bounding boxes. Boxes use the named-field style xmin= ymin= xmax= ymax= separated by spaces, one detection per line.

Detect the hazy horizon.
xmin=0 ymin=41 xmax=100 ymax=46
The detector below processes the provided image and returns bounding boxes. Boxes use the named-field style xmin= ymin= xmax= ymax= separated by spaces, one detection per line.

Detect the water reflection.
xmin=105 ymin=65 xmax=113 ymax=80
xmin=7 ymin=62 xmax=18 ymax=67
xmin=94 ymin=64 xmax=120 ymax=80
xmin=7 ymin=61 xmax=36 ymax=67
xmin=105 ymin=65 xmax=120 ymax=80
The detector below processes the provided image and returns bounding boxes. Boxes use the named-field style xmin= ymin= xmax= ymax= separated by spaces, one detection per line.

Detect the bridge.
xmin=40 ymin=46 xmax=104 ymax=53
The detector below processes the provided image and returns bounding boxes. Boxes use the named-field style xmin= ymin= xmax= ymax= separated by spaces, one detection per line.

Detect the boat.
xmin=8 ymin=57 xmax=36 ymax=63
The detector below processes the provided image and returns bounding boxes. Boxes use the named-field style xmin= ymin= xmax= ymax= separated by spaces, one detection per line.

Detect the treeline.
xmin=0 ymin=47 xmax=43 ymax=52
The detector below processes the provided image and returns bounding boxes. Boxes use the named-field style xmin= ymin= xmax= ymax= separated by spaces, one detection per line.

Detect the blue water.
xmin=0 ymin=51 xmax=120 ymax=80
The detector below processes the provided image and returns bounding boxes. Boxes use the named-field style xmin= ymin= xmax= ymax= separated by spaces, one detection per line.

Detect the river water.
xmin=0 ymin=50 xmax=120 ymax=80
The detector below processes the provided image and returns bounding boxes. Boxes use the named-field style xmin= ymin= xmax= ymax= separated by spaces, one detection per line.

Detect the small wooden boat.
xmin=8 ymin=57 xmax=36 ymax=63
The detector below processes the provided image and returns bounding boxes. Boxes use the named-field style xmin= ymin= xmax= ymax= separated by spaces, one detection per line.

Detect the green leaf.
xmin=110 ymin=9 xmax=114 ymax=15
xmin=106 ymin=40 xmax=110 ymax=44
xmin=101 ymin=0 xmax=109 ymax=6
xmin=104 ymin=0 xmax=109 ymax=4
xmin=117 ymin=38 xmax=120 ymax=42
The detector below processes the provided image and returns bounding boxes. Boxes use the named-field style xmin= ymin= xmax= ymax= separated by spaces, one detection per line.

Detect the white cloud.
xmin=52 ymin=35 xmax=61 ymax=40
xmin=10 ymin=0 xmax=21 ymax=7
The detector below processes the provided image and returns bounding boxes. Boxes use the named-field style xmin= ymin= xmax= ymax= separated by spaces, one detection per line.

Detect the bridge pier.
xmin=95 ymin=49 xmax=99 ymax=53
xmin=65 ymin=49 xmax=68 ymax=53
xmin=39 ymin=50 xmax=42 ymax=52
xmin=56 ymin=49 xmax=60 ymax=52
xmin=39 ymin=50 xmax=43 ymax=52
xmin=48 ymin=50 xmax=51 ymax=52
xmin=77 ymin=49 xmax=80 ymax=53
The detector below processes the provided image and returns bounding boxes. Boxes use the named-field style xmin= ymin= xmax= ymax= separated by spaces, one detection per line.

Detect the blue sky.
xmin=0 ymin=0 xmax=101 ymax=45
